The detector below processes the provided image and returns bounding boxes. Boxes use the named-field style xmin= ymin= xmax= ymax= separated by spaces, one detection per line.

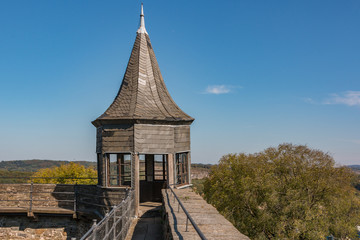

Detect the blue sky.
xmin=0 ymin=1 xmax=359 ymax=165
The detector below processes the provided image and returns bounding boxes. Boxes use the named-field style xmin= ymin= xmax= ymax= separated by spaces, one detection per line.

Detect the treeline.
xmin=203 ymin=143 xmax=360 ymax=239
xmin=0 ymin=160 xmax=211 ymax=184
xmin=0 ymin=163 xmax=97 ymax=184
xmin=0 ymin=159 xmax=210 ymax=172
xmin=0 ymin=170 xmax=33 ymax=183
xmin=191 ymin=163 xmax=212 ymax=169
xmin=0 ymin=159 xmax=96 ymax=172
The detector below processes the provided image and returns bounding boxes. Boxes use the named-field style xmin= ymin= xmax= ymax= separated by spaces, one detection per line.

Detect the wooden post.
xmin=27 ymin=180 xmax=34 ymax=217
xmin=134 ymin=153 xmax=140 ymax=217
xmin=188 ymin=152 xmax=192 ymax=184
xmin=73 ymin=184 xmax=77 ymax=219
xmin=167 ymin=153 xmax=174 ymax=188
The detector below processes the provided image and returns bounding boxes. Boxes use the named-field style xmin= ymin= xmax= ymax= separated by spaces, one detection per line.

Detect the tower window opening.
xmin=154 ymin=155 xmax=167 ymax=181
xmin=176 ymin=152 xmax=189 ymax=185
xmin=107 ymin=153 xmax=131 ymax=187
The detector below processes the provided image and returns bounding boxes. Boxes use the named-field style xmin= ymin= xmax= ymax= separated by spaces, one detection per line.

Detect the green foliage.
xmin=0 ymin=160 xmax=96 ymax=172
xmin=192 ymin=179 xmax=206 ymax=196
xmin=32 ymin=162 xmax=97 ymax=184
xmin=203 ymin=143 xmax=360 ymax=239
xmin=0 ymin=170 xmax=33 ymax=183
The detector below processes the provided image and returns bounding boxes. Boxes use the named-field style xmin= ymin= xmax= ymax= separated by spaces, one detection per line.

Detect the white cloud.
xmin=204 ymin=85 xmax=238 ymax=94
xmin=324 ymin=91 xmax=360 ymax=106
xmin=303 ymin=97 xmax=315 ymax=104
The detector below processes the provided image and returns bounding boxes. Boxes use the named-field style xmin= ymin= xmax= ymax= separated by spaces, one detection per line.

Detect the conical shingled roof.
xmin=92 ymin=5 xmax=194 ymax=127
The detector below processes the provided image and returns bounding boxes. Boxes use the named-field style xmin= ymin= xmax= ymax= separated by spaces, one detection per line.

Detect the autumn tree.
xmin=32 ymin=162 xmax=97 ymax=184
xmin=203 ymin=143 xmax=360 ymax=239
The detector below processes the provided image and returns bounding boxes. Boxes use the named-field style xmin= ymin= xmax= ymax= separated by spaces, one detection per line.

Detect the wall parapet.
xmin=162 ymin=188 xmax=250 ymax=240
xmin=0 ymin=183 xmax=128 ymax=219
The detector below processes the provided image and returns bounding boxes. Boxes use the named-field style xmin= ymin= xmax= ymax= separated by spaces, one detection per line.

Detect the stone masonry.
xmin=0 ymin=215 xmax=90 ymax=240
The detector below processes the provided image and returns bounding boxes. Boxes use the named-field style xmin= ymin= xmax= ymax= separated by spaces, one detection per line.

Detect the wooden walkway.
xmin=163 ymin=188 xmax=250 ymax=240
xmin=126 ymin=202 xmax=163 ymax=240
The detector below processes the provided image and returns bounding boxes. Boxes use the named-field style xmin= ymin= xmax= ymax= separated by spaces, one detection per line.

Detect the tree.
xmin=31 ymin=162 xmax=97 ymax=184
xmin=203 ymin=143 xmax=360 ymax=239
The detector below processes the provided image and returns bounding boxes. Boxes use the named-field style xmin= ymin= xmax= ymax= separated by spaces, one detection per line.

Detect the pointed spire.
xmin=92 ymin=3 xmax=194 ymax=127
xmin=137 ymin=3 xmax=148 ymax=34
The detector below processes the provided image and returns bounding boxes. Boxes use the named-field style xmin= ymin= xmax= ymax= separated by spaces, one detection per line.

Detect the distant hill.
xmin=348 ymin=165 xmax=360 ymax=175
xmin=0 ymin=160 xmax=96 ymax=172
xmin=348 ymin=165 xmax=360 ymax=170
xmin=191 ymin=163 xmax=212 ymax=179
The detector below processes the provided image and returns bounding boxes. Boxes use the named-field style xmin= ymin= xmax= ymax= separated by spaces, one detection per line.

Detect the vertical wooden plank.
xmin=167 ymin=153 xmax=174 ymax=188
xmin=134 ymin=154 xmax=140 ymax=217
xmin=146 ymin=154 xmax=154 ymax=182
xmin=163 ymin=155 xmax=166 ymax=181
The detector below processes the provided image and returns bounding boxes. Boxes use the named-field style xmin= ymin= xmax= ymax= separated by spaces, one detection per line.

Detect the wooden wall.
xmin=134 ymin=124 xmax=174 ymax=153
xmin=99 ymin=125 xmax=134 ymax=153
xmin=96 ymin=127 xmax=102 ymax=153
xmin=134 ymin=124 xmax=190 ymax=153
xmin=174 ymin=125 xmax=190 ymax=152
xmin=96 ymin=124 xmax=190 ymax=154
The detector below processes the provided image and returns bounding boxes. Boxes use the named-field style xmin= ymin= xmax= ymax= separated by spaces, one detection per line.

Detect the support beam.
xmin=100 ymin=153 xmax=107 ymax=187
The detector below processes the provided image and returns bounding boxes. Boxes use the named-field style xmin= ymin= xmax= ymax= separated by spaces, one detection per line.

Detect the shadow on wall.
xmin=48 ymin=184 xmax=75 ymax=211
xmin=51 ymin=184 xmax=128 ymax=219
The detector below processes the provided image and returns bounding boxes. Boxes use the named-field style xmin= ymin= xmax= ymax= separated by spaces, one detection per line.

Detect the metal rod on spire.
xmin=137 ymin=3 xmax=148 ymax=34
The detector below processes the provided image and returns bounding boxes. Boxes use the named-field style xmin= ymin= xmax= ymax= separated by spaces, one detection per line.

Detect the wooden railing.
xmin=80 ymin=189 xmax=135 ymax=240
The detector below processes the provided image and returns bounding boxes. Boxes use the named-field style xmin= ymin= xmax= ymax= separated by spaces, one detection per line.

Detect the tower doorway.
xmin=139 ymin=154 xmax=167 ymax=202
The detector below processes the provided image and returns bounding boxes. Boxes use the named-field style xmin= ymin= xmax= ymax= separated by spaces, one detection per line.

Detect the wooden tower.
xmin=92 ymin=4 xmax=194 ymax=214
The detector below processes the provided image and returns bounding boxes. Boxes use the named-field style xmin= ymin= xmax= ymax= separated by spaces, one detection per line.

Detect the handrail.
xmin=80 ymin=189 xmax=134 ymax=240
xmin=168 ymin=186 xmax=207 ymax=240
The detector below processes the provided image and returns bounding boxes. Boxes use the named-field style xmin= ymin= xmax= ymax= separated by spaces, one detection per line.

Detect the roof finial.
xmin=137 ymin=3 xmax=148 ymax=34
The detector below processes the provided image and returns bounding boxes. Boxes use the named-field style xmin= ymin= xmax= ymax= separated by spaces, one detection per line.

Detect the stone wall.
xmin=0 ymin=184 xmax=74 ymax=209
xmin=0 ymin=184 xmax=128 ymax=215
xmin=0 ymin=215 xmax=91 ymax=240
